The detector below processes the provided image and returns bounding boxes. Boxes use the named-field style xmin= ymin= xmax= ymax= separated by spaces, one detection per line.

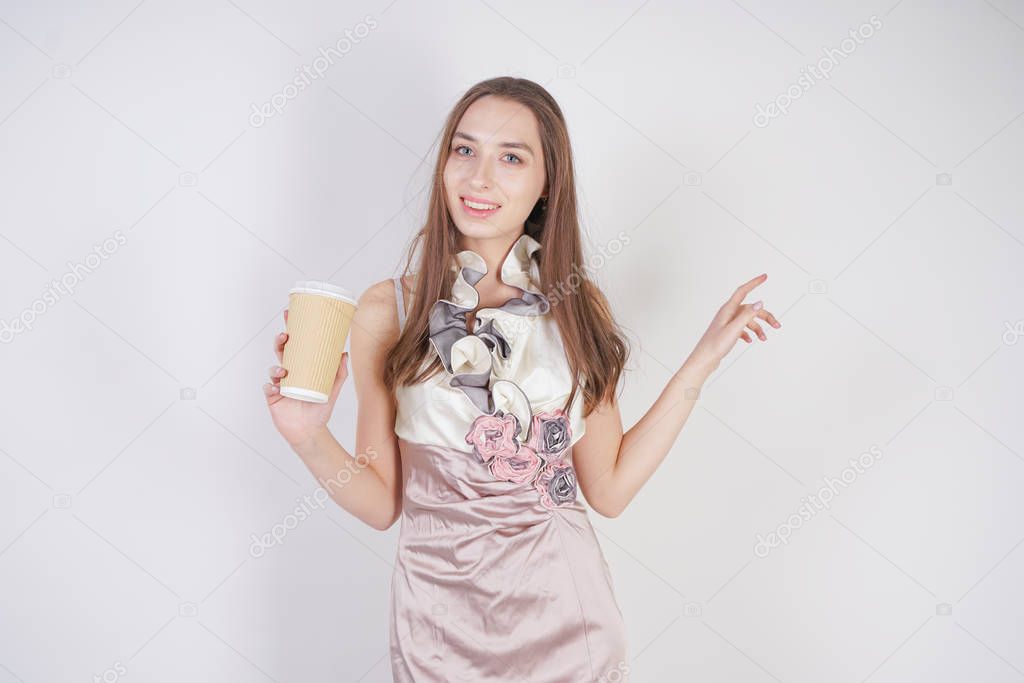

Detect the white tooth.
xmin=464 ymin=198 xmax=498 ymax=210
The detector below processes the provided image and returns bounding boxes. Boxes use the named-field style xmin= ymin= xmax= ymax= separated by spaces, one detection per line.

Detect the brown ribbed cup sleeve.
xmin=280 ymin=292 xmax=356 ymax=400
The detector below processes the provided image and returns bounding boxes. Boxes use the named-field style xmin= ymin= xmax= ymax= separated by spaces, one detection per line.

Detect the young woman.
xmin=263 ymin=77 xmax=780 ymax=682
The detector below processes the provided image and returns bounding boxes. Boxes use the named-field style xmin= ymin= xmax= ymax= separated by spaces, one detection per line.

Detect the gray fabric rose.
xmin=535 ymin=461 xmax=578 ymax=508
xmin=547 ymin=466 xmax=577 ymax=505
xmin=528 ymin=410 xmax=571 ymax=457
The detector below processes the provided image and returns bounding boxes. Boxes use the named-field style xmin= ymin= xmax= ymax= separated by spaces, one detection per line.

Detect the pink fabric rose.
xmin=464 ymin=412 xmax=520 ymax=463
xmin=489 ymin=444 xmax=543 ymax=484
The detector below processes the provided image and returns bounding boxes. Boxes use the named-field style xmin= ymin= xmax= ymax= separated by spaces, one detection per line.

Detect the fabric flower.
xmin=535 ymin=461 xmax=578 ymax=508
xmin=428 ymin=234 xmax=549 ymax=415
xmin=463 ymin=403 xmax=579 ymax=508
xmin=528 ymin=409 xmax=572 ymax=460
xmin=465 ymin=412 xmax=520 ymax=463
xmin=489 ymin=444 xmax=543 ymax=484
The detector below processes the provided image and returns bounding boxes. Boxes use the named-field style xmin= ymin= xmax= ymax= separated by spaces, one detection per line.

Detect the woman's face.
xmin=443 ymin=95 xmax=547 ymax=242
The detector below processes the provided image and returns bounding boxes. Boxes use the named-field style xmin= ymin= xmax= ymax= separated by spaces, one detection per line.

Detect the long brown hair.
xmin=383 ymin=77 xmax=629 ymax=418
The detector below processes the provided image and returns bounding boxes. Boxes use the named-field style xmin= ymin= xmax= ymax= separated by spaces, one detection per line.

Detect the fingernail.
xmin=753 ymin=301 xmax=763 ymax=310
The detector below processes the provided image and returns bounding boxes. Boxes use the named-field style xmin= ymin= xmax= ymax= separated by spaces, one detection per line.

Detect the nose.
xmin=469 ymin=156 xmax=493 ymax=190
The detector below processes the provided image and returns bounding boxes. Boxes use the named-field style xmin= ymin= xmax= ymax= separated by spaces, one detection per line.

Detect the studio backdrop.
xmin=1 ymin=1 xmax=1022 ymax=681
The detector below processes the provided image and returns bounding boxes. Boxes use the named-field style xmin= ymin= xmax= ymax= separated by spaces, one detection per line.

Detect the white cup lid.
xmin=289 ymin=280 xmax=357 ymax=305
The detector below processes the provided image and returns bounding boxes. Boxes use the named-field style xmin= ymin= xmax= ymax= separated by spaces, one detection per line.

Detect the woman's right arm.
xmin=263 ymin=279 xmax=404 ymax=531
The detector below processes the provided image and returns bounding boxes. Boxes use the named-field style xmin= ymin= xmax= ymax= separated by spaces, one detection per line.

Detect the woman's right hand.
xmin=263 ymin=309 xmax=350 ymax=450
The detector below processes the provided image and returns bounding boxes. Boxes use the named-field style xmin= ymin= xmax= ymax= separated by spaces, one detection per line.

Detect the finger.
xmin=263 ymin=382 xmax=282 ymax=404
xmin=756 ymin=308 xmax=782 ymax=328
xmin=275 ymin=331 xmax=288 ymax=363
xmin=283 ymin=309 xmax=289 ymax=324
xmin=727 ymin=301 xmax=764 ymax=339
xmin=716 ymin=274 xmax=768 ymax=324
xmin=338 ymin=351 xmax=349 ymax=382
xmin=740 ymin=331 xmax=752 ymax=343
xmin=268 ymin=364 xmax=287 ymax=384
xmin=728 ymin=273 xmax=768 ymax=305
xmin=746 ymin=319 xmax=766 ymax=341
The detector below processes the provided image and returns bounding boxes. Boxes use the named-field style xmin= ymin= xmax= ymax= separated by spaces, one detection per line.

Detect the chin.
xmin=457 ymin=224 xmax=523 ymax=241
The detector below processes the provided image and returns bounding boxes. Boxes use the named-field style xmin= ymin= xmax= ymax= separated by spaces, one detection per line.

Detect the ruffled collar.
xmin=446 ymin=233 xmax=548 ymax=313
xmin=427 ymin=232 xmax=551 ymax=419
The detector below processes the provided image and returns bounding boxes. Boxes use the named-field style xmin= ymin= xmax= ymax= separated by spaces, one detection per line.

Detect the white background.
xmin=1 ymin=1 xmax=1023 ymax=681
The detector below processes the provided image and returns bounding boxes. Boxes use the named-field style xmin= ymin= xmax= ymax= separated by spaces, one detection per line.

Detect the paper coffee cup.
xmin=279 ymin=280 xmax=357 ymax=403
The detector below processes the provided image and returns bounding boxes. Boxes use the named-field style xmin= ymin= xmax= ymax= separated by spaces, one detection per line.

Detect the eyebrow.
xmin=453 ymin=132 xmax=534 ymax=156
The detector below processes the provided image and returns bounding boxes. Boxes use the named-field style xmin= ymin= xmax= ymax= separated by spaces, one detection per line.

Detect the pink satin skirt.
xmin=388 ymin=438 xmax=629 ymax=682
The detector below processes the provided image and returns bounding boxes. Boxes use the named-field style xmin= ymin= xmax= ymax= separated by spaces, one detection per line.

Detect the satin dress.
xmin=389 ymin=233 xmax=629 ymax=682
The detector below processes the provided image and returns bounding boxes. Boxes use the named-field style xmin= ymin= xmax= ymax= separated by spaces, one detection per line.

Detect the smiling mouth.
xmin=458 ymin=196 xmax=501 ymax=215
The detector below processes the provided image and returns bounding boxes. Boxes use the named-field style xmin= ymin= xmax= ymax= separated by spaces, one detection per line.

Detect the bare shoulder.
xmin=358 ymin=278 xmax=399 ymax=315
xmin=351 ymin=278 xmax=401 ymax=347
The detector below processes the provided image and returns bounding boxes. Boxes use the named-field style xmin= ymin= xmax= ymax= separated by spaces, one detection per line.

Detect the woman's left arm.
xmin=573 ymin=273 xmax=782 ymax=518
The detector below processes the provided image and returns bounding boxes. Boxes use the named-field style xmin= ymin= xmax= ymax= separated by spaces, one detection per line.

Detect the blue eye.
xmin=452 ymin=145 xmax=522 ymax=165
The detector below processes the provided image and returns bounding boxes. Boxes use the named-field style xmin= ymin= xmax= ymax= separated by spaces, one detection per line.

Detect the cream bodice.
xmin=393 ymin=233 xmax=586 ymax=452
